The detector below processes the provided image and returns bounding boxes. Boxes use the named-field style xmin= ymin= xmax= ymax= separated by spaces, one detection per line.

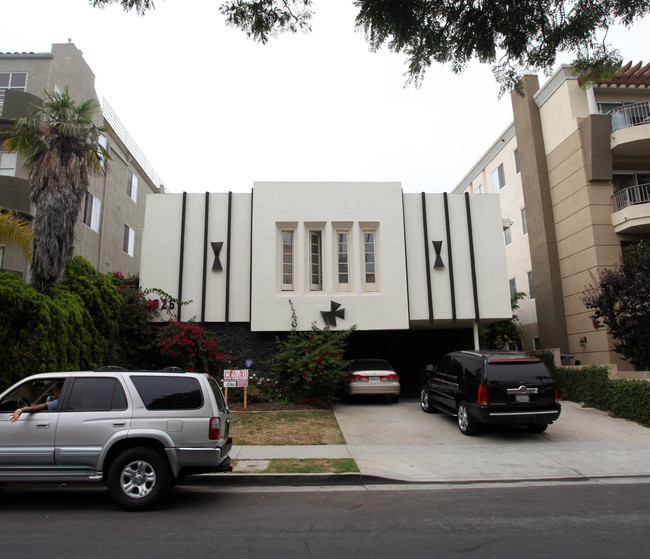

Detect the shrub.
xmin=555 ymin=366 xmax=650 ymax=427
xmin=271 ymin=301 xmax=355 ymax=404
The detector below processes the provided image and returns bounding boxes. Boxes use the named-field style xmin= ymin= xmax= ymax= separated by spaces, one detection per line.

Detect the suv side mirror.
xmin=425 ymin=364 xmax=435 ymax=373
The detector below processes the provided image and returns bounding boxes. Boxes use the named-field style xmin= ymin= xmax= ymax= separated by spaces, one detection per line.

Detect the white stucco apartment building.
xmin=140 ymin=182 xmax=511 ymax=376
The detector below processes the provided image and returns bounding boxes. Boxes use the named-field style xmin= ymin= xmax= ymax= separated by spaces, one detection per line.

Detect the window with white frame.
xmin=527 ymin=270 xmax=535 ymax=299
xmin=0 ymin=151 xmax=17 ymax=176
xmin=123 ymin=224 xmax=135 ymax=257
xmin=99 ymin=135 xmax=108 ymax=169
xmin=504 ymin=226 xmax=512 ymax=246
xmin=514 ymin=148 xmax=520 ymax=174
xmin=126 ymin=169 xmax=138 ymax=202
xmin=533 ymin=337 xmax=541 ymax=351
xmin=521 ymin=207 xmax=528 ymax=235
xmin=0 ymin=72 xmax=27 ymax=113
xmin=0 ymin=245 xmax=4 ymax=269
xmin=309 ymin=230 xmax=323 ymax=291
xmin=281 ymin=230 xmax=294 ymax=291
xmin=362 ymin=229 xmax=378 ymax=291
xmin=491 ymin=163 xmax=506 ymax=191
xmin=336 ymin=229 xmax=351 ymax=291
xmin=474 ymin=183 xmax=483 ymax=194
xmin=509 ymin=278 xmax=517 ymax=299
xmin=82 ymin=191 xmax=102 ymax=233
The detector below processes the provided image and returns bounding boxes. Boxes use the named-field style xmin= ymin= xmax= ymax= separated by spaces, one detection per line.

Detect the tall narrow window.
xmin=126 ymin=169 xmax=138 ymax=202
xmin=363 ymin=230 xmax=377 ymax=291
xmin=336 ymin=230 xmax=350 ymax=291
xmin=509 ymin=278 xmax=517 ymax=299
xmin=504 ymin=226 xmax=512 ymax=246
xmin=123 ymin=224 xmax=135 ymax=257
xmin=0 ymin=246 xmax=5 ymax=269
xmin=521 ymin=207 xmax=528 ymax=235
xmin=281 ymin=230 xmax=294 ymax=291
xmin=527 ymin=270 xmax=535 ymax=299
xmin=474 ymin=183 xmax=483 ymax=194
xmin=491 ymin=163 xmax=506 ymax=191
xmin=310 ymin=231 xmax=322 ymax=291
xmin=82 ymin=191 xmax=102 ymax=233
xmin=0 ymin=151 xmax=17 ymax=176
xmin=514 ymin=148 xmax=520 ymax=174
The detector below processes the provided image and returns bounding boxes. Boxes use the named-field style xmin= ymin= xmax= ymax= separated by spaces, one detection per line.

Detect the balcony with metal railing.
xmin=609 ymin=101 xmax=650 ymax=159
xmin=612 ymin=183 xmax=650 ymax=234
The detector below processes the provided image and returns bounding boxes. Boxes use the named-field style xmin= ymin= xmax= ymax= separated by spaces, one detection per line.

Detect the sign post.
xmin=223 ymin=369 xmax=249 ymax=409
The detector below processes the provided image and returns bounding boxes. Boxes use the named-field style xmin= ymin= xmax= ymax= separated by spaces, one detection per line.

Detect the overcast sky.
xmin=3 ymin=0 xmax=649 ymax=194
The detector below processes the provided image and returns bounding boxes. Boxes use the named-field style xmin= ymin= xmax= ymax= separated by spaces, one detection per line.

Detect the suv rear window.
xmin=486 ymin=361 xmax=552 ymax=382
xmin=130 ymin=376 xmax=203 ymax=410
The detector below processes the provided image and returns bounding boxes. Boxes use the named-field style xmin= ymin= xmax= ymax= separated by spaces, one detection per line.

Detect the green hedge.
xmin=0 ymin=257 xmax=121 ymax=387
xmin=555 ymin=366 xmax=650 ymax=427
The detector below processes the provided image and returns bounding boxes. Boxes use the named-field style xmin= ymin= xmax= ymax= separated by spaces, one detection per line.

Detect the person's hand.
xmin=10 ymin=408 xmax=22 ymax=423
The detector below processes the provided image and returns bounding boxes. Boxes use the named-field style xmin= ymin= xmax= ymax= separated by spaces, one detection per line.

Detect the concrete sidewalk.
xmin=229 ymin=400 xmax=650 ymax=484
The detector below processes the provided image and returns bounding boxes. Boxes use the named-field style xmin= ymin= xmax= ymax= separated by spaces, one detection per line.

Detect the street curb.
xmin=189 ymin=472 xmax=650 ymax=488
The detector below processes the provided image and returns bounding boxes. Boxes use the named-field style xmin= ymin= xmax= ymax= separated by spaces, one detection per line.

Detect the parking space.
xmin=332 ymin=398 xmax=650 ymax=482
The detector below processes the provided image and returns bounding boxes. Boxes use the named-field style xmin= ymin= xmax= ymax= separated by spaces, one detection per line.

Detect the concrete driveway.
xmin=332 ymin=398 xmax=650 ymax=483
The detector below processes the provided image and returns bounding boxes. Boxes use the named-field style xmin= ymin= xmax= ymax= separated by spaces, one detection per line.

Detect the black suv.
xmin=419 ymin=350 xmax=561 ymax=435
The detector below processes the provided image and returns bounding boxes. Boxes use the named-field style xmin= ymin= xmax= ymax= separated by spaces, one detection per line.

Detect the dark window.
xmin=208 ymin=376 xmax=227 ymax=412
xmin=66 ymin=378 xmax=127 ymax=411
xmin=485 ymin=362 xmax=552 ymax=383
xmin=130 ymin=376 xmax=203 ymax=410
xmin=436 ymin=355 xmax=452 ymax=376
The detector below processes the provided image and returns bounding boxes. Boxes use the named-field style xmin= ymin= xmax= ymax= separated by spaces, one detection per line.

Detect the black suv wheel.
xmin=457 ymin=401 xmax=478 ymax=436
xmin=107 ymin=447 xmax=172 ymax=510
xmin=420 ymin=386 xmax=437 ymax=413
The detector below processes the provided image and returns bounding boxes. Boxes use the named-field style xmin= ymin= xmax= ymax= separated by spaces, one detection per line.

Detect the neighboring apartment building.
xmin=454 ymin=62 xmax=650 ymax=369
xmin=139 ymin=182 xmax=512 ymax=375
xmin=0 ymin=42 xmax=164 ymax=279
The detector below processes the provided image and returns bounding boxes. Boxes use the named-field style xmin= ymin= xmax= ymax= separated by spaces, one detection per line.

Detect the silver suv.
xmin=0 ymin=368 xmax=232 ymax=510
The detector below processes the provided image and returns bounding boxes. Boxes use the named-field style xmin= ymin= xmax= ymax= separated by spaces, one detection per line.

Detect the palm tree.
xmin=0 ymin=208 xmax=32 ymax=259
xmin=3 ymin=88 xmax=109 ymax=292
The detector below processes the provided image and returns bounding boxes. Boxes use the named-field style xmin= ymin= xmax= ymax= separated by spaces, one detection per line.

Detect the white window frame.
xmin=82 ymin=191 xmax=102 ymax=233
xmin=521 ymin=207 xmax=528 ymax=236
xmin=509 ymin=278 xmax=517 ymax=299
xmin=123 ymin=224 xmax=135 ymax=257
xmin=491 ymin=163 xmax=506 ymax=192
xmin=361 ymin=227 xmax=379 ymax=292
xmin=527 ymin=270 xmax=535 ymax=299
xmin=0 ymin=245 xmax=5 ymax=269
xmin=280 ymin=229 xmax=295 ymax=292
xmin=309 ymin=230 xmax=323 ymax=291
xmin=474 ymin=183 xmax=483 ymax=194
xmin=514 ymin=148 xmax=520 ymax=175
xmin=504 ymin=226 xmax=512 ymax=246
xmin=335 ymin=229 xmax=351 ymax=291
xmin=0 ymin=151 xmax=17 ymax=176
xmin=126 ymin=169 xmax=138 ymax=202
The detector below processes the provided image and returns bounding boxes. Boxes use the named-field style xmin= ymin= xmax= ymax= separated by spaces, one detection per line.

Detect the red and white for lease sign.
xmin=223 ymin=369 xmax=249 ymax=387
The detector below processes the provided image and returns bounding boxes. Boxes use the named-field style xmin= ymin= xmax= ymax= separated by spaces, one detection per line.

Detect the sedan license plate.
xmin=516 ymin=394 xmax=530 ymax=403
xmin=369 ymin=377 xmax=380 ymax=383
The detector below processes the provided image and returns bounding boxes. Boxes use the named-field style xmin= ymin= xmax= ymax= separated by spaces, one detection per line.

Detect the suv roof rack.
xmin=94 ymin=366 xmax=187 ymax=374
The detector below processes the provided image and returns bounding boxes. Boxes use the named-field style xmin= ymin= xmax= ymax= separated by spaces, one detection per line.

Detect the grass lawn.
xmin=231 ymin=458 xmax=359 ymax=474
xmin=229 ymin=410 xmax=345 ymax=445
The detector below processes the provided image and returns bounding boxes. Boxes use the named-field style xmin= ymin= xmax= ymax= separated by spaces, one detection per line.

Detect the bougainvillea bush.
xmin=155 ymin=320 xmax=225 ymax=375
xmin=271 ymin=301 xmax=355 ymax=405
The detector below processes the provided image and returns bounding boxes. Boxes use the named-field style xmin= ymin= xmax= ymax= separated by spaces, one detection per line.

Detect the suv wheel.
xmin=457 ymin=401 xmax=478 ymax=436
xmin=107 ymin=447 xmax=171 ymax=510
xmin=420 ymin=387 xmax=437 ymax=413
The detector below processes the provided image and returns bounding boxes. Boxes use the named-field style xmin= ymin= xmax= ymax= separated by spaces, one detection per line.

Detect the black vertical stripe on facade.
xmin=177 ymin=192 xmax=187 ymax=322
xmin=443 ymin=193 xmax=457 ymax=322
xmin=420 ymin=192 xmax=434 ymax=324
xmin=200 ymin=192 xmax=210 ymax=325
xmin=464 ymin=192 xmax=480 ymax=322
xmin=225 ymin=191 xmax=233 ymax=325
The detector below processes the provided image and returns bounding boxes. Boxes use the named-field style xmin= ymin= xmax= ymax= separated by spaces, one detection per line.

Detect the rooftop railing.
xmin=613 ymin=183 xmax=650 ymax=211
xmin=609 ymin=101 xmax=650 ymax=132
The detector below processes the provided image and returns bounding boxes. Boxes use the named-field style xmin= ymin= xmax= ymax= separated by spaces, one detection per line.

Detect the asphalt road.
xmin=2 ymin=480 xmax=650 ymax=558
